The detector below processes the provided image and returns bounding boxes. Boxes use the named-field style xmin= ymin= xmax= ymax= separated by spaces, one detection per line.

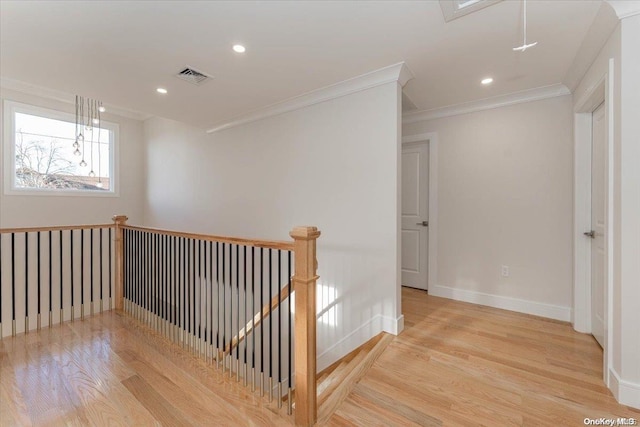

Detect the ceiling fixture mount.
xmin=156 ymin=87 xmax=168 ymax=94
xmin=513 ymin=0 xmax=538 ymax=52
xmin=233 ymin=44 xmax=246 ymax=53
xmin=481 ymin=77 xmax=493 ymax=85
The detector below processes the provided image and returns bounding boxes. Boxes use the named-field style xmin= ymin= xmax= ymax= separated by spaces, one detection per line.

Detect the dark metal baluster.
xmin=260 ymin=247 xmax=264 ymax=396
xmin=59 ymin=230 xmax=63 ymax=324
xmin=152 ymin=233 xmax=156 ymax=328
xmin=133 ymin=231 xmax=137 ymax=317
xmin=287 ymin=250 xmax=292 ymax=414
xmin=182 ymin=237 xmax=187 ymax=347
xmin=158 ymin=233 xmax=162 ymax=331
xmin=268 ymin=248 xmax=273 ymax=401
xmin=216 ymin=241 xmax=220 ymax=368
xmin=252 ymin=246 xmax=256 ymax=391
xmin=109 ymin=227 xmax=112 ymax=310
xmin=90 ymin=228 xmax=94 ymax=316
xmin=149 ymin=232 xmax=152 ymax=326
xmin=243 ymin=245 xmax=248 ymax=386
xmin=173 ymin=235 xmax=178 ymax=342
xmin=278 ymin=249 xmax=282 ymax=407
xmin=37 ymin=231 xmax=41 ymax=330
xmin=70 ymin=230 xmax=75 ymax=322
xmin=48 ymin=231 xmax=52 ymax=328
xmin=100 ymin=228 xmax=104 ymax=313
xmin=123 ymin=229 xmax=127 ymax=313
xmin=199 ymin=240 xmax=203 ymax=355
xmin=209 ymin=241 xmax=214 ymax=363
xmin=155 ymin=233 xmax=158 ymax=327
xmin=222 ymin=242 xmax=226 ymax=372
xmin=144 ymin=232 xmax=148 ymax=323
xmin=190 ymin=238 xmax=195 ymax=351
xmin=236 ymin=244 xmax=240 ymax=380
xmin=164 ymin=234 xmax=168 ymax=337
xmin=0 ymin=234 xmax=2 ymax=338
xmin=186 ymin=238 xmax=190 ymax=349
xmin=80 ymin=229 xmax=84 ymax=320
xmin=149 ymin=232 xmax=152 ymax=324
xmin=139 ymin=232 xmax=143 ymax=321
xmin=25 ymin=232 xmax=29 ymax=333
xmin=229 ymin=242 xmax=232 ymax=371
xmin=12 ymin=233 xmax=16 ymax=336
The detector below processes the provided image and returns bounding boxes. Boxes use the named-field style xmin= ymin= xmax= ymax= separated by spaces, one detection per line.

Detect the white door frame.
xmin=573 ymin=60 xmax=614 ymax=386
xmin=401 ymin=132 xmax=438 ymax=292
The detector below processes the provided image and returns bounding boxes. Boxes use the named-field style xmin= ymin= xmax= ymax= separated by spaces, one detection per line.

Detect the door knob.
xmin=416 ymin=221 xmax=429 ymax=227
xmin=584 ymin=230 xmax=595 ymax=238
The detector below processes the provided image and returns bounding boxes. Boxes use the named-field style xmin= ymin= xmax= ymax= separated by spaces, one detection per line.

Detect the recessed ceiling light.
xmin=98 ymin=106 xmax=106 ymax=113
xmin=156 ymin=87 xmax=168 ymax=94
xmin=481 ymin=77 xmax=493 ymax=85
xmin=233 ymin=44 xmax=246 ymax=53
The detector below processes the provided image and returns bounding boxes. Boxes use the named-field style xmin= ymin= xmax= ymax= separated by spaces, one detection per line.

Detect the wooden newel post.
xmin=112 ymin=215 xmax=128 ymax=311
xmin=290 ymin=226 xmax=321 ymax=427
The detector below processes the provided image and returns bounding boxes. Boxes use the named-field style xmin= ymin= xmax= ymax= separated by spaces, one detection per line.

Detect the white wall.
xmin=403 ymin=95 xmax=574 ymax=320
xmin=0 ymin=88 xmax=146 ymax=227
xmin=574 ymin=13 xmax=640 ymax=408
xmin=144 ymin=81 xmax=402 ymax=370
xmin=617 ymin=14 xmax=640 ymax=402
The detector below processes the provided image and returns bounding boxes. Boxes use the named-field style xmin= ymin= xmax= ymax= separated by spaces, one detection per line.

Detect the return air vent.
xmin=175 ymin=67 xmax=212 ymax=85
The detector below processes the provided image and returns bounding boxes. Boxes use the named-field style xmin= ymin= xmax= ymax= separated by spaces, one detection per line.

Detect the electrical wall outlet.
xmin=501 ymin=265 xmax=510 ymax=277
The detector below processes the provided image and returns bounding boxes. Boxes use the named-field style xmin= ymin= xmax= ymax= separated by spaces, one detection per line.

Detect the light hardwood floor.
xmin=326 ymin=287 xmax=640 ymax=426
xmin=2 ymin=288 xmax=639 ymax=426
xmin=0 ymin=312 xmax=293 ymax=426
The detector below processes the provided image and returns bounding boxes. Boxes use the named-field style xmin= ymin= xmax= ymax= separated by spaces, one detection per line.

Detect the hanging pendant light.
xmin=513 ymin=0 xmax=537 ymax=52
xmin=74 ymin=96 xmax=103 ymax=184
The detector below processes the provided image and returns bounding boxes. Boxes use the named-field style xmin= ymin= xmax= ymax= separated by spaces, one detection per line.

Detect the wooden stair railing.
xmin=112 ymin=216 xmax=321 ymax=427
xmin=223 ymin=282 xmax=291 ymax=356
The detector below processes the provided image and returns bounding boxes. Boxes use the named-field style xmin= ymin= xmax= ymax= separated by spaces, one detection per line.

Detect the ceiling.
xmin=0 ymin=1 xmax=603 ymax=129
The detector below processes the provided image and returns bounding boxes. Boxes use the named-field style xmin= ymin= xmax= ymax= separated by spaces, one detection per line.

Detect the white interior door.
xmin=401 ymin=142 xmax=429 ymax=290
xmin=590 ymin=102 xmax=606 ymax=348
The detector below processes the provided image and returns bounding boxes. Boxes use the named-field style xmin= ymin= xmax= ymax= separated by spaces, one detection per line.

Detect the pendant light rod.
xmin=513 ymin=0 xmax=538 ymax=52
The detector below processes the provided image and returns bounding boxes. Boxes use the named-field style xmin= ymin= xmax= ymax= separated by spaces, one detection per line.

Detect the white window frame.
xmin=3 ymin=100 xmax=119 ymax=197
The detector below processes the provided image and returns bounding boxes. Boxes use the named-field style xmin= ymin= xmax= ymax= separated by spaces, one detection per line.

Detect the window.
xmin=439 ymin=0 xmax=503 ymax=22
xmin=3 ymin=101 xmax=118 ymax=195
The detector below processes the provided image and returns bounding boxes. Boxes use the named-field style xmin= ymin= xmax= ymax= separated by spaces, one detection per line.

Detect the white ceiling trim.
xmin=605 ymin=1 xmax=640 ymax=19
xmin=402 ymin=83 xmax=571 ymax=124
xmin=0 ymin=77 xmax=152 ymax=122
xmin=206 ymin=62 xmax=414 ymax=134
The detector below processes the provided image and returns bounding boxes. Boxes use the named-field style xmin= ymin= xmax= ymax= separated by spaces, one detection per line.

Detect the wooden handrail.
xmin=223 ymin=282 xmax=292 ymax=356
xmin=0 ymin=223 xmax=114 ymax=234
xmin=121 ymin=224 xmax=294 ymax=251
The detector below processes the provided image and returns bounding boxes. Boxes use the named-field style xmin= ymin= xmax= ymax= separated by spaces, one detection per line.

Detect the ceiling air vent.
xmin=175 ymin=67 xmax=212 ymax=85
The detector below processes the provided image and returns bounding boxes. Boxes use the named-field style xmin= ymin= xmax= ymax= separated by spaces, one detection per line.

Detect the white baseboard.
xmin=610 ymin=368 xmax=640 ymax=409
xmin=316 ymin=315 xmax=387 ymax=372
xmin=429 ymin=284 xmax=572 ymax=322
xmin=381 ymin=314 xmax=404 ymax=335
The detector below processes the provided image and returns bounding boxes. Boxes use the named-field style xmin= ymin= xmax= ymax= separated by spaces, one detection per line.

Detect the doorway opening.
xmin=573 ymin=65 xmax=612 ymax=386
xmin=401 ymin=133 xmax=438 ymax=293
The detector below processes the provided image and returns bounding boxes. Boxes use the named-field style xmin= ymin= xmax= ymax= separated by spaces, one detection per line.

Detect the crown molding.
xmin=0 ymin=77 xmax=152 ymax=121
xmin=402 ymin=83 xmax=571 ymax=124
xmin=605 ymin=1 xmax=640 ymax=19
xmin=206 ymin=62 xmax=414 ymax=134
